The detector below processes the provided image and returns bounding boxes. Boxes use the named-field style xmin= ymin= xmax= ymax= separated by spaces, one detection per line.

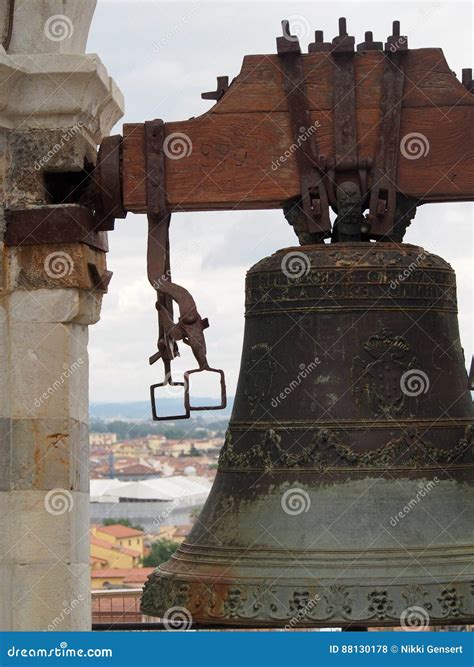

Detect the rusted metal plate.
xmin=368 ymin=51 xmax=406 ymax=237
xmin=94 ymin=134 xmax=126 ymax=230
xmin=201 ymin=76 xmax=229 ymax=101
xmin=5 ymin=205 xmax=109 ymax=252
xmin=145 ymin=119 xmax=167 ymax=220
xmin=276 ymin=22 xmax=330 ymax=237
xmin=332 ymin=51 xmax=358 ymax=172
xmin=87 ymin=262 xmax=113 ymax=293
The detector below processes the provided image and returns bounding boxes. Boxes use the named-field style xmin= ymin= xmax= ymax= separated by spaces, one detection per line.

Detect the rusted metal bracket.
xmin=4 ymin=205 xmax=109 ymax=252
xmin=145 ymin=119 xmax=179 ymax=377
xmin=306 ymin=18 xmax=409 ymax=241
xmin=385 ymin=20 xmax=408 ymax=53
xmin=145 ymin=119 xmax=226 ymax=420
xmin=94 ymin=135 xmax=126 ymax=231
xmin=88 ymin=262 xmax=113 ymax=293
xmin=331 ymin=17 xmax=355 ymax=53
xmin=150 ymin=377 xmax=190 ymax=421
xmin=277 ymin=20 xmax=331 ymax=240
xmin=308 ymin=30 xmax=332 ymax=53
xmin=201 ymin=76 xmax=229 ymax=101
xmin=332 ymin=19 xmax=357 ymax=182
xmin=462 ymin=68 xmax=474 ymax=93
xmin=330 ymin=19 xmax=372 ymax=241
xmin=357 ymin=31 xmax=383 ymax=52
xmin=6 ymin=137 xmax=125 ymax=255
xmin=367 ymin=22 xmax=407 ymax=238
xmin=308 ymin=18 xmax=408 ymax=240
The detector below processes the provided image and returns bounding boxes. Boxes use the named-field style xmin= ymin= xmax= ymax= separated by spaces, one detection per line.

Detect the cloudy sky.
xmin=87 ymin=0 xmax=473 ymax=403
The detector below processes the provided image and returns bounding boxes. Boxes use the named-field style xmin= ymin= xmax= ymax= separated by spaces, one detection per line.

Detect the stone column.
xmin=0 ymin=1 xmax=123 ymax=630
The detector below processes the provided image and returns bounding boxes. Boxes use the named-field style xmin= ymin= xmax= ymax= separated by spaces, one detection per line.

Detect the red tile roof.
xmin=96 ymin=525 xmax=144 ymax=538
xmin=123 ymin=568 xmax=154 ymax=584
xmin=92 ymin=568 xmax=134 ymax=578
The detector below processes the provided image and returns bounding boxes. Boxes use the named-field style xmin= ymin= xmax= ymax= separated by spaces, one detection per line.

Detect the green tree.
xmin=143 ymin=538 xmax=180 ymax=567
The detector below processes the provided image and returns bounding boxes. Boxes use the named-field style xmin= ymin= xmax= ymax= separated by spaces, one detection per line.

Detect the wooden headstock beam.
xmin=121 ymin=48 xmax=474 ymax=214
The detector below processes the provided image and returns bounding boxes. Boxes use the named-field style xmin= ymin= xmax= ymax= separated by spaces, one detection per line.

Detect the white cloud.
xmin=88 ymin=1 xmax=473 ymax=403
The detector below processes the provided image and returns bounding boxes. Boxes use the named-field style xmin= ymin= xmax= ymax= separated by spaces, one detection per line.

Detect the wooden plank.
xmin=398 ymin=106 xmax=474 ymax=198
xmin=122 ymin=123 xmax=146 ymax=213
xmin=122 ymin=48 xmax=474 ymax=213
xmin=123 ymin=104 xmax=474 ymax=213
xmin=213 ymin=49 xmax=474 ymax=114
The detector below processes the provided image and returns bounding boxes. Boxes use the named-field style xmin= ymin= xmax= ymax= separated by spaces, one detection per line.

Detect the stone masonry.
xmin=0 ymin=1 xmax=123 ymax=630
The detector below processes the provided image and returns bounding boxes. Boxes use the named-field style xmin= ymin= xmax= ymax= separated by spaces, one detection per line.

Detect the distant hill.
xmin=90 ymin=398 xmax=234 ymax=421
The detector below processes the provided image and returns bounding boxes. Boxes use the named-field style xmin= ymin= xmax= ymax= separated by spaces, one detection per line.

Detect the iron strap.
xmin=145 ymin=119 xmax=175 ymax=369
xmin=331 ymin=49 xmax=372 ymax=208
xmin=5 ymin=205 xmax=109 ymax=252
xmin=144 ymin=119 xmax=200 ymax=324
xmin=331 ymin=19 xmax=358 ymax=178
xmin=332 ymin=52 xmax=358 ymax=177
xmin=330 ymin=41 xmax=368 ymax=243
xmin=277 ymin=27 xmax=331 ymax=237
xmin=368 ymin=51 xmax=406 ymax=237
xmin=144 ymin=120 xmax=227 ymax=419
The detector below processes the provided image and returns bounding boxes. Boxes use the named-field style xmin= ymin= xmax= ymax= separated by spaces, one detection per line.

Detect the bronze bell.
xmin=142 ymin=243 xmax=474 ymax=628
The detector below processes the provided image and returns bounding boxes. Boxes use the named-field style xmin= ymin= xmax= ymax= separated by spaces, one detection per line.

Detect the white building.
xmin=89 ymin=432 xmax=118 ymax=446
xmin=90 ymin=475 xmax=212 ymax=532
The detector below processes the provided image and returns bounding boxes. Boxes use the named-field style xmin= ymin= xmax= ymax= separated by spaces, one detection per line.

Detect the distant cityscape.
xmin=89 ymin=406 xmax=229 ymax=591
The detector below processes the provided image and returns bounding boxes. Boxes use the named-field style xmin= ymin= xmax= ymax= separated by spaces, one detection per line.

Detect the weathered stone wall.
xmin=0 ymin=0 xmax=123 ymax=630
